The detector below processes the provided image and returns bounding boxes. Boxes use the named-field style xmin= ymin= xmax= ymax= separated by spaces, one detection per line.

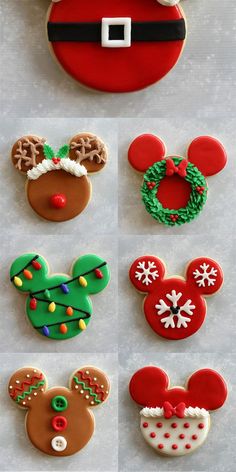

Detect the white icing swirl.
xmin=140 ymin=406 xmax=209 ymax=418
xmin=27 ymin=159 xmax=87 ymax=180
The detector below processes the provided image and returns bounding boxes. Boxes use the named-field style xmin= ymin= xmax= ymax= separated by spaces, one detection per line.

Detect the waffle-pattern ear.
xmin=69 ymin=133 xmax=108 ymax=173
xmin=128 ymin=134 xmax=166 ymax=173
xmin=11 ymin=136 xmax=46 ymax=174
xmin=187 ymin=369 xmax=228 ymax=410
xmin=10 ymin=254 xmax=49 ymax=293
xmin=71 ymin=254 xmax=110 ymax=295
xmin=8 ymin=367 xmax=47 ymax=408
xmin=129 ymin=256 xmax=165 ymax=293
xmin=187 ymin=136 xmax=227 ymax=177
xmin=186 ymin=257 xmax=224 ymax=295
xmin=70 ymin=366 xmax=110 ymax=407
xmin=129 ymin=366 xmax=169 ymax=407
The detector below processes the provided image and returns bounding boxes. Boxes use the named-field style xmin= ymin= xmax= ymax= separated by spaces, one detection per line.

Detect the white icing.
xmin=101 ymin=18 xmax=131 ymax=48
xmin=135 ymin=261 xmax=159 ymax=286
xmin=51 ymin=436 xmax=67 ymax=452
xmin=140 ymin=414 xmax=210 ymax=456
xmin=157 ymin=0 xmax=181 ymax=6
xmin=193 ymin=263 xmax=218 ymax=288
xmin=155 ymin=290 xmax=195 ymax=328
xmin=27 ymin=159 xmax=87 ymax=180
xmin=140 ymin=407 xmax=209 ymax=418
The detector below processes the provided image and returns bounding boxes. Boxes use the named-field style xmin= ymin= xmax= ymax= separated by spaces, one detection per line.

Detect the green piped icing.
xmin=15 ymin=380 xmax=45 ymax=403
xmin=73 ymin=376 xmax=101 ymax=403
xmin=10 ymin=253 xmax=110 ymax=340
xmin=141 ymin=158 xmax=207 ymax=226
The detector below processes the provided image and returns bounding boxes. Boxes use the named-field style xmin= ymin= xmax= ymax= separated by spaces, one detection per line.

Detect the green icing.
xmin=15 ymin=380 xmax=45 ymax=403
xmin=10 ymin=253 xmax=110 ymax=340
xmin=73 ymin=376 xmax=101 ymax=403
xmin=141 ymin=158 xmax=207 ymax=226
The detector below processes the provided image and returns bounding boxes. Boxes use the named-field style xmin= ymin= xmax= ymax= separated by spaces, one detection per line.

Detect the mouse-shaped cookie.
xmin=129 ymin=366 xmax=227 ymax=456
xmin=10 ymin=253 xmax=110 ymax=340
xmin=11 ymin=133 xmax=107 ymax=222
xmin=46 ymin=0 xmax=186 ymax=92
xmin=129 ymin=255 xmax=224 ymax=340
xmin=8 ymin=366 xmax=110 ymax=456
xmin=128 ymin=135 xmax=227 ymax=226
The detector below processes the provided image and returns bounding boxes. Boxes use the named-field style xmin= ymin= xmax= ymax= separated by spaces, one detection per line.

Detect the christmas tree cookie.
xmin=10 ymin=253 xmax=110 ymax=340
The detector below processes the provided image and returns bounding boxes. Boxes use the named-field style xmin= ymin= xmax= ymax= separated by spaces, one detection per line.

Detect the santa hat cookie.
xmin=47 ymin=0 xmax=186 ymax=93
xmin=129 ymin=366 xmax=227 ymax=456
xmin=128 ymin=135 xmax=227 ymax=226
xmin=129 ymin=255 xmax=224 ymax=340
xmin=11 ymin=133 xmax=107 ymax=222
xmin=8 ymin=366 xmax=110 ymax=456
xmin=10 ymin=253 xmax=110 ymax=340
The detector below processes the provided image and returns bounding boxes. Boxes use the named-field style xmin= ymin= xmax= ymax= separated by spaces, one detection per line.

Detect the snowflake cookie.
xmin=128 ymin=135 xmax=227 ymax=226
xmin=8 ymin=366 xmax=110 ymax=456
xmin=129 ymin=366 xmax=227 ymax=456
xmin=46 ymin=0 xmax=186 ymax=92
xmin=129 ymin=256 xmax=224 ymax=340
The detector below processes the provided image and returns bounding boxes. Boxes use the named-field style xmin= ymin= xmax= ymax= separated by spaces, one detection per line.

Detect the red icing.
xmin=29 ymin=298 xmax=37 ymax=310
xmin=51 ymin=415 xmax=68 ymax=432
xmin=157 ymin=174 xmax=191 ymax=209
xmin=165 ymin=158 xmax=187 ymax=177
xmin=171 ymin=422 xmax=178 ymax=429
xmin=150 ymin=432 xmax=156 ymax=438
xmin=129 ymin=366 xmax=228 ymax=410
xmin=164 ymin=433 xmax=170 ymax=438
xmin=50 ymin=193 xmax=67 ymax=209
xmin=187 ymin=136 xmax=227 ymax=177
xmin=192 ymin=434 xmax=198 ymax=440
xmin=143 ymin=422 xmax=148 ymax=428
xmin=179 ymin=434 xmax=185 ymax=439
xmin=184 ymin=423 xmax=190 ymax=429
xmin=163 ymin=401 xmax=185 ymax=419
xmin=156 ymin=422 xmax=163 ymax=428
xmin=32 ymin=260 xmax=42 ymax=270
xmin=48 ymin=0 xmax=185 ymax=93
xmin=52 ymin=157 xmax=61 ymax=164
xmin=128 ymin=134 xmax=166 ymax=172
xmin=185 ymin=444 xmax=191 ymax=449
xmin=129 ymin=256 xmax=224 ymax=340
xmin=95 ymin=269 xmax=103 ymax=279
xmin=158 ymin=444 xmax=164 ymax=449
xmin=198 ymin=423 xmax=204 ymax=429
xmin=172 ymin=444 xmax=178 ymax=450
xmin=10 ymin=373 xmax=44 ymax=400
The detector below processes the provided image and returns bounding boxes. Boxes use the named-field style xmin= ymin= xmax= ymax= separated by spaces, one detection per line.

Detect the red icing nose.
xmin=50 ymin=193 xmax=67 ymax=209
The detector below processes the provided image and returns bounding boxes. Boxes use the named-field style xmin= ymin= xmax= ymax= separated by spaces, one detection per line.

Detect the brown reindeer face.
xmin=8 ymin=366 xmax=110 ymax=456
xmin=11 ymin=133 xmax=108 ymax=222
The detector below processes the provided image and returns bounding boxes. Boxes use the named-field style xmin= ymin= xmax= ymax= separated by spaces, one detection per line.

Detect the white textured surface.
xmin=0 ymin=1 xmax=235 ymax=117
xmin=0 ymin=353 xmax=118 ymax=471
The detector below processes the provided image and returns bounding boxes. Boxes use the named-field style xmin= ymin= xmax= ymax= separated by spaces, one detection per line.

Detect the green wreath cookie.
xmin=128 ymin=134 xmax=227 ymax=226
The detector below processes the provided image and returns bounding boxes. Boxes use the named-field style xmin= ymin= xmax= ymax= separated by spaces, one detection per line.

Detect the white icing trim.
xmin=140 ymin=406 xmax=210 ymax=418
xmin=27 ymin=159 xmax=87 ymax=180
xmin=157 ymin=0 xmax=181 ymax=6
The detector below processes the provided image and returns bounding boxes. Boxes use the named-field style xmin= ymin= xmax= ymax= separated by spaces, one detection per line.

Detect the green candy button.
xmin=51 ymin=395 xmax=68 ymax=412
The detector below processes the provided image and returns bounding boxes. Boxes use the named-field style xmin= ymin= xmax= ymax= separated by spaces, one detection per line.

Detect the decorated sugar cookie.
xmin=46 ymin=0 xmax=186 ymax=93
xmin=11 ymin=133 xmax=107 ymax=222
xmin=129 ymin=256 xmax=223 ymax=340
xmin=8 ymin=366 xmax=110 ymax=456
xmin=128 ymin=135 xmax=227 ymax=226
xmin=10 ymin=253 xmax=110 ymax=340
xmin=129 ymin=366 xmax=227 ymax=456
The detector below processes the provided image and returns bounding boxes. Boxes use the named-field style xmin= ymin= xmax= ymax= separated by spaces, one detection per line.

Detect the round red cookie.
xmin=47 ymin=0 xmax=186 ymax=93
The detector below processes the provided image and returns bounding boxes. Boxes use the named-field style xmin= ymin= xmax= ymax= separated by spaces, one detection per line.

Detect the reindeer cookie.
xmin=129 ymin=366 xmax=227 ymax=456
xmin=128 ymin=135 xmax=227 ymax=226
xmin=10 ymin=253 xmax=110 ymax=340
xmin=46 ymin=0 xmax=186 ymax=93
xmin=129 ymin=256 xmax=223 ymax=340
xmin=11 ymin=133 xmax=107 ymax=222
xmin=8 ymin=366 xmax=110 ymax=456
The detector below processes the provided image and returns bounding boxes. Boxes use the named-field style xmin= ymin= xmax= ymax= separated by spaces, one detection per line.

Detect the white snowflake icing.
xmin=135 ymin=261 xmax=159 ymax=286
xmin=193 ymin=263 xmax=218 ymax=288
xmin=155 ymin=290 xmax=196 ymax=329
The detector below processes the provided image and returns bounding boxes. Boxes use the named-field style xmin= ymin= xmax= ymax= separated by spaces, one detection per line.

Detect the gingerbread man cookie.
xmin=10 ymin=253 xmax=110 ymax=340
xmin=46 ymin=0 xmax=186 ymax=93
xmin=129 ymin=366 xmax=227 ymax=456
xmin=8 ymin=366 xmax=110 ymax=456
xmin=128 ymin=135 xmax=227 ymax=226
xmin=129 ymin=256 xmax=224 ymax=340
xmin=11 ymin=133 xmax=107 ymax=222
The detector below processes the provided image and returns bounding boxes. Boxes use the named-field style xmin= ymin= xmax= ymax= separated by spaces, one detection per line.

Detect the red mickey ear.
xmin=128 ymin=134 xmax=166 ymax=173
xmin=129 ymin=366 xmax=169 ymax=407
xmin=187 ymin=136 xmax=227 ymax=176
xmin=186 ymin=257 xmax=224 ymax=296
xmin=129 ymin=256 xmax=165 ymax=293
xmin=187 ymin=369 xmax=228 ymax=410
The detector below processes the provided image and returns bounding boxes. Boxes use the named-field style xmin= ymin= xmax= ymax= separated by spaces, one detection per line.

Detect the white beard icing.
xmin=27 ymin=159 xmax=87 ymax=180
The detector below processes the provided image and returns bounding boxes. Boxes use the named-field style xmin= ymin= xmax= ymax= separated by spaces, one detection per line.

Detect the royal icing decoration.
xmin=11 ymin=133 xmax=107 ymax=222
xmin=128 ymin=135 xmax=227 ymax=226
xmin=129 ymin=366 xmax=227 ymax=456
xmin=10 ymin=253 xmax=110 ymax=340
xmin=46 ymin=0 xmax=186 ymax=93
xmin=8 ymin=366 xmax=110 ymax=456
xmin=129 ymin=256 xmax=224 ymax=340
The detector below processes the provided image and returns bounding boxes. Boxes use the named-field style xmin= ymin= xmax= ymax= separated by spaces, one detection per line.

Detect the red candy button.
xmin=51 ymin=415 xmax=68 ymax=432
xmin=50 ymin=193 xmax=67 ymax=209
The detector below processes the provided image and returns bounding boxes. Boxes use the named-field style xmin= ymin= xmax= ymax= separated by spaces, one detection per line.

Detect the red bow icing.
xmin=163 ymin=401 xmax=186 ymax=419
xmin=165 ymin=159 xmax=188 ymax=178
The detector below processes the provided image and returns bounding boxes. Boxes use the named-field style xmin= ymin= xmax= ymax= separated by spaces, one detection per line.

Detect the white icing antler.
xmin=157 ymin=0 xmax=181 ymax=6
xmin=70 ymin=136 xmax=107 ymax=165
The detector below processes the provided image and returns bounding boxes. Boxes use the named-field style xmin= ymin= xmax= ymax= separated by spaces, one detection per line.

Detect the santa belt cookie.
xmin=48 ymin=18 xmax=186 ymax=46
xmin=129 ymin=366 xmax=228 ymax=456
